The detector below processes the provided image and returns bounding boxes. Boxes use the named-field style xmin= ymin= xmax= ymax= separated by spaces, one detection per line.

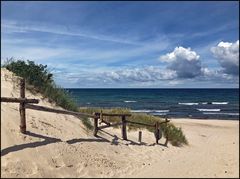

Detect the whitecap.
xmin=211 ymin=102 xmax=228 ymax=105
xmin=124 ymin=100 xmax=137 ymax=103
xmin=130 ymin=110 xmax=151 ymax=113
xmin=178 ymin=102 xmax=199 ymax=105
xmin=197 ymin=109 xmax=221 ymax=112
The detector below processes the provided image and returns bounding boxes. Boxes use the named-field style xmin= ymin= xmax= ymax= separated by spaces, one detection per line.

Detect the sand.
xmin=1 ymin=68 xmax=239 ymax=178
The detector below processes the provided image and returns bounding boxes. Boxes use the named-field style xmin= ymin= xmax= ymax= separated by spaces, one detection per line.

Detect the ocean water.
xmin=65 ymin=89 xmax=239 ymax=120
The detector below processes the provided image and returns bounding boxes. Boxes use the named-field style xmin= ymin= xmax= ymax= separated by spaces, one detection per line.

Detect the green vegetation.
xmin=3 ymin=58 xmax=188 ymax=146
xmin=3 ymin=58 xmax=78 ymax=111
xmin=79 ymin=107 xmax=188 ymax=146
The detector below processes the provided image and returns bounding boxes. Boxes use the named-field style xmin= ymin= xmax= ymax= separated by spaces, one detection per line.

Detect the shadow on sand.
xmin=1 ymin=131 xmax=62 ymax=157
xmin=1 ymin=129 xmax=167 ymax=156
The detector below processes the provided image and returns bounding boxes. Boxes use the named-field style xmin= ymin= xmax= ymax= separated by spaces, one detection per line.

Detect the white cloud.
xmin=211 ymin=40 xmax=239 ymax=75
xmin=159 ymin=46 xmax=201 ymax=78
xmin=104 ymin=66 xmax=177 ymax=82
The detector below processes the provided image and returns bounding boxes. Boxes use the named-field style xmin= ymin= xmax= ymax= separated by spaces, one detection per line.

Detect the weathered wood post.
xmin=154 ymin=122 xmax=160 ymax=144
xmin=121 ymin=115 xmax=127 ymax=140
xmin=138 ymin=131 xmax=142 ymax=143
xmin=93 ymin=112 xmax=99 ymax=137
xmin=19 ymin=79 xmax=26 ymax=134
xmin=164 ymin=118 xmax=169 ymax=146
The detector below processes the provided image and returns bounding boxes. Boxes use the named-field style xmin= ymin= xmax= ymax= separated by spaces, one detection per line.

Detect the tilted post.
xmin=121 ymin=115 xmax=127 ymax=140
xmin=19 ymin=79 xmax=26 ymax=134
xmin=93 ymin=113 xmax=99 ymax=137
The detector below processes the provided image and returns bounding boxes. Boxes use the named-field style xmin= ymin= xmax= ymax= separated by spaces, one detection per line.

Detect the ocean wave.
xmin=151 ymin=112 xmax=168 ymax=116
xmin=211 ymin=102 xmax=228 ymax=105
xmin=197 ymin=109 xmax=221 ymax=112
xmin=124 ymin=100 xmax=137 ymax=103
xmin=178 ymin=102 xmax=199 ymax=105
xmin=154 ymin=110 xmax=170 ymax=113
xmin=203 ymin=112 xmax=239 ymax=116
xmin=131 ymin=110 xmax=151 ymax=113
xmin=130 ymin=109 xmax=170 ymax=113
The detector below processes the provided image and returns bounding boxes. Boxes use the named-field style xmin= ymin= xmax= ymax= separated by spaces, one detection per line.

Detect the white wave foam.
xmin=197 ymin=109 xmax=221 ymax=112
xmin=201 ymin=102 xmax=208 ymax=105
xmin=151 ymin=113 xmax=168 ymax=116
xmin=130 ymin=109 xmax=170 ymax=113
xmin=124 ymin=100 xmax=137 ymax=103
xmin=179 ymin=102 xmax=199 ymax=105
xmin=203 ymin=112 xmax=239 ymax=116
xmin=211 ymin=102 xmax=228 ymax=105
xmin=154 ymin=110 xmax=170 ymax=113
xmin=130 ymin=110 xmax=151 ymax=113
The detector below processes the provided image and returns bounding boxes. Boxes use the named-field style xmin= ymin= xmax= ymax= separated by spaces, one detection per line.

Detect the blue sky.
xmin=1 ymin=1 xmax=239 ymax=88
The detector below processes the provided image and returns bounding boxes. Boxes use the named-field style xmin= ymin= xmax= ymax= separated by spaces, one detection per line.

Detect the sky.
xmin=1 ymin=1 xmax=239 ymax=88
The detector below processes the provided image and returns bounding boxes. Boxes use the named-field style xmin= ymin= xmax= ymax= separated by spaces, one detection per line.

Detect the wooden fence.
xmin=1 ymin=78 xmax=170 ymax=145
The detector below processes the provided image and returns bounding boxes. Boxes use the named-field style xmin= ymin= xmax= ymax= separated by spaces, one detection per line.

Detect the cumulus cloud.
xmin=211 ymin=40 xmax=239 ymax=75
xmin=160 ymin=46 xmax=201 ymax=78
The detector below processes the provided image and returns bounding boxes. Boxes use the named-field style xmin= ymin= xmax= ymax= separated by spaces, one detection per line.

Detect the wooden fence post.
xmin=155 ymin=122 xmax=160 ymax=144
xmin=138 ymin=131 xmax=142 ymax=143
xmin=164 ymin=118 xmax=169 ymax=146
xmin=93 ymin=113 xmax=99 ymax=137
xmin=121 ymin=115 xmax=127 ymax=140
xmin=19 ymin=79 xmax=26 ymax=134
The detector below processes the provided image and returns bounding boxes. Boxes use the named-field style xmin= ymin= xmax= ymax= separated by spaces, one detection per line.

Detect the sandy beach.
xmin=1 ymin=68 xmax=239 ymax=178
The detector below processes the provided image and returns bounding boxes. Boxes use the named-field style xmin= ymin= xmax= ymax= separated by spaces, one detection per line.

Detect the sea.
xmin=65 ymin=88 xmax=239 ymax=120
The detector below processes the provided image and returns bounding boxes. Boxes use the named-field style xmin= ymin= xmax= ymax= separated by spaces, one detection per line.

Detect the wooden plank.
xmin=98 ymin=122 xmax=122 ymax=130
xmin=25 ymin=104 xmax=95 ymax=118
xmin=19 ymin=79 xmax=26 ymax=134
xmin=102 ymin=113 xmax=131 ymax=117
xmin=122 ymin=116 xmax=127 ymax=140
xmin=126 ymin=120 xmax=155 ymax=127
xmin=1 ymin=97 xmax=39 ymax=104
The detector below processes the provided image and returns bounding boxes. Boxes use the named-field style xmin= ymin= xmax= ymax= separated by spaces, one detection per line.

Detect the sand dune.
xmin=1 ymin=68 xmax=239 ymax=178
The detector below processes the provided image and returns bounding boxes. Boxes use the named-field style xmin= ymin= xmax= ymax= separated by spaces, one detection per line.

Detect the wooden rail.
xmin=1 ymin=97 xmax=39 ymax=103
xmin=25 ymin=104 xmax=95 ymax=118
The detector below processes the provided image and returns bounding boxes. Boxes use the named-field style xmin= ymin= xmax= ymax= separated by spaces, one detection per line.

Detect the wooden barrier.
xmin=1 ymin=97 xmax=39 ymax=104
